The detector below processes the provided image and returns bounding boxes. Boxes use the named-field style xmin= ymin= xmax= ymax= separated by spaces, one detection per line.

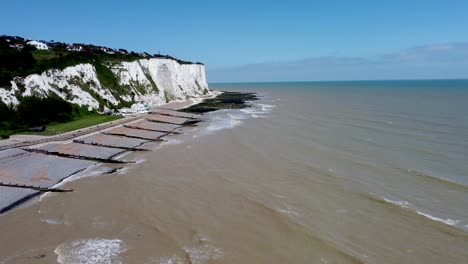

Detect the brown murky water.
xmin=1 ymin=81 xmax=468 ymax=263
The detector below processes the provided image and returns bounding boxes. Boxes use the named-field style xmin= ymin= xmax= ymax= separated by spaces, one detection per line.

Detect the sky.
xmin=1 ymin=0 xmax=468 ymax=82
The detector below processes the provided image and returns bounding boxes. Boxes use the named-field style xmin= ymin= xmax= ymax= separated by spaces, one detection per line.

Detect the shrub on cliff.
xmin=16 ymin=94 xmax=72 ymax=126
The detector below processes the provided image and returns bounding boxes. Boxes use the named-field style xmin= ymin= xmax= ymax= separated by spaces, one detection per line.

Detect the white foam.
xmin=164 ymin=139 xmax=184 ymax=145
xmin=383 ymin=198 xmax=411 ymax=208
xmin=157 ymin=256 xmax=184 ymax=264
xmin=183 ymin=244 xmax=223 ymax=264
xmin=240 ymin=109 xmax=266 ymax=115
xmin=383 ymin=197 xmax=460 ymax=226
xmin=153 ymin=139 xmax=185 ymax=150
xmin=204 ymin=114 xmax=244 ymax=133
xmin=241 ymin=103 xmax=276 ymax=118
xmin=276 ymin=207 xmax=300 ymax=217
xmin=42 ymin=218 xmax=64 ymax=225
xmin=135 ymin=157 xmax=147 ymax=164
xmin=257 ymin=103 xmax=276 ymax=111
xmin=60 ymin=165 xmax=119 ymax=184
xmin=55 ymin=239 xmax=126 ymax=264
xmin=242 ymin=108 xmax=269 ymax=118
xmin=416 ymin=211 xmax=460 ymax=226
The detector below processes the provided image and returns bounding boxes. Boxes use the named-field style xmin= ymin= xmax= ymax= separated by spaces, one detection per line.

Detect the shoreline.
xmin=0 ymin=91 xmax=255 ymax=214
xmin=0 ymin=93 xmax=220 ymax=151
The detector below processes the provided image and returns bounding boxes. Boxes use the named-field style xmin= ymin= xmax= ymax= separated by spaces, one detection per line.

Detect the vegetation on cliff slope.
xmin=25 ymin=114 xmax=122 ymax=136
xmin=0 ymin=35 xmax=203 ymax=89
xmin=0 ymin=94 xmax=98 ymax=137
xmin=0 ymin=35 xmax=206 ymax=138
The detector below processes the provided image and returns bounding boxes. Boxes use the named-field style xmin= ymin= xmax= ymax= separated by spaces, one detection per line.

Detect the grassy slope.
xmin=22 ymin=114 xmax=122 ymax=136
xmin=31 ymin=50 xmax=69 ymax=61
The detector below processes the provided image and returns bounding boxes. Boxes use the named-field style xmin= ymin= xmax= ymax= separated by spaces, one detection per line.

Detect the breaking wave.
xmin=398 ymin=168 xmax=468 ymax=189
xmin=183 ymin=244 xmax=223 ymax=264
xmin=55 ymin=238 xmax=126 ymax=264
xmin=204 ymin=112 xmax=246 ymax=133
xmin=415 ymin=211 xmax=460 ymax=226
xmin=369 ymin=194 xmax=462 ymax=228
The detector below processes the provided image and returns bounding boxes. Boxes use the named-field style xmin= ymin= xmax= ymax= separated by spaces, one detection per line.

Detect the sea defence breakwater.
xmin=0 ymin=108 xmax=202 ymax=213
xmin=0 ymin=92 xmax=259 ymax=214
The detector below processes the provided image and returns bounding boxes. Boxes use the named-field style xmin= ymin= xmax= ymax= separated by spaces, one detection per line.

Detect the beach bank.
xmin=0 ymin=92 xmax=257 ymax=214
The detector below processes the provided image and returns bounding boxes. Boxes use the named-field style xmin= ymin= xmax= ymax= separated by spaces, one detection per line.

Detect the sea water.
xmin=1 ymin=80 xmax=467 ymax=263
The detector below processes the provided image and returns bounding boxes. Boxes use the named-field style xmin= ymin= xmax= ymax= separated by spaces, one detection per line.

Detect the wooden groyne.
xmin=73 ymin=139 xmax=150 ymax=151
xmin=0 ymin=102 xmax=217 ymax=215
xmin=102 ymin=132 xmax=165 ymax=142
xmin=103 ymin=127 xmax=167 ymax=141
xmin=151 ymin=108 xmax=200 ymax=119
xmin=124 ymin=125 xmax=181 ymax=134
xmin=73 ymin=133 xmax=151 ymax=151
xmin=0 ymin=182 xmax=73 ymax=192
xmin=0 ymin=116 xmax=142 ymax=151
xmin=124 ymin=120 xmax=183 ymax=134
xmin=24 ymin=148 xmax=133 ymax=164
xmin=146 ymin=114 xmax=201 ymax=125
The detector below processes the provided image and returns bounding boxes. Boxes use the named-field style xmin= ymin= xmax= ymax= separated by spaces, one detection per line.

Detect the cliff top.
xmin=0 ymin=35 xmax=203 ymax=88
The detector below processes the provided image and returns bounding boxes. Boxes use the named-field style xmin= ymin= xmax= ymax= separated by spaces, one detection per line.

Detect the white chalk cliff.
xmin=0 ymin=58 xmax=209 ymax=110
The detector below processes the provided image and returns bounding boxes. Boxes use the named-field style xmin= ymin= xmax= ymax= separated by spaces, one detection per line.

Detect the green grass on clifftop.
xmin=23 ymin=114 xmax=122 ymax=136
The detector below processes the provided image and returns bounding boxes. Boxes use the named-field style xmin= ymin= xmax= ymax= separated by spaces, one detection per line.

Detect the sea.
xmin=0 ymin=80 xmax=467 ymax=263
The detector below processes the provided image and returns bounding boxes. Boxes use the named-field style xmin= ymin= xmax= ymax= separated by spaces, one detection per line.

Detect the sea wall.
xmin=0 ymin=58 xmax=209 ymax=110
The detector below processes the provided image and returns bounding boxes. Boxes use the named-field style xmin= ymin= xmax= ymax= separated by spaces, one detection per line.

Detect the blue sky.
xmin=1 ymin=0 xmax=468 ymax=82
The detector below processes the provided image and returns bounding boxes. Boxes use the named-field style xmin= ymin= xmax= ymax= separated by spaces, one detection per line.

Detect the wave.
xmin=240 ymin=109 xmax=266 ymax=115
xmin=41 ymin=218 xmax=64 ymax=225
xmin=241 ymin=107 xmax=271 ymax=118
xmin=153 ymin=139 xmax=185 ymax=151
xmin=157 ymin=255 xmax=185 ymax=264
xmin=276 ymin=205 xmax=300 ymax=217
xmin=60 ymin=165 xmax=122 ymax=184
xmin=202 ymin=100 xmax=276 ymax=133
xmin=398 ymin=168 xmax=468 ymax=189
xmin=242 ymin=196 xmax=365 ymax=263
xmin=415 ymin=211 xmax=460 ymax=226
xmin=163 ymin=139 xmax=184 ymax=145
xmin=383 ymin=197 xmax=411 ymax=208
xmin=183 ymin=244 xmax=223 ymax=264
xmin=55 ymin=238 xmax=126 ymax=264
xmin=366 ymin=193 xmax=463 ymax=228
xmin=204 ymin=113 xmax=246 ymax=133
xmin=257 ymin=103 xmax=276 ymax=111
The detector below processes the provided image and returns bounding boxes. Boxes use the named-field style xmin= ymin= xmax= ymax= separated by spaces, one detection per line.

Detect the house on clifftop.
xmin=27 ymin=40 xmax=48 ymax=50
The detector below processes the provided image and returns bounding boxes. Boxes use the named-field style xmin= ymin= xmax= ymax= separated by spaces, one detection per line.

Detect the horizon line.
xmin=208 ymin=78 xmax=468 ymax=85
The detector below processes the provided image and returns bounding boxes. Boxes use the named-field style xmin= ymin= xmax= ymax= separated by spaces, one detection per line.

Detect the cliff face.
xmin=0 ymin=58 xmax=209 ymax=110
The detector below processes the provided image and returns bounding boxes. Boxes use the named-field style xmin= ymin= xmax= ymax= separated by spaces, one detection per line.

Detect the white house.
xmin=66 ymin=45 xmax=84 ymax=52
xmin=9 ymin=43 xmax=24 ymax=50
xmin=27 ymin=40 xmax=49 ymax=50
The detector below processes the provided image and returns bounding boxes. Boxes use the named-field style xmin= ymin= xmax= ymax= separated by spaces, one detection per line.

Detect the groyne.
xmin=0 ymin=108 xmax=201 ymax=213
